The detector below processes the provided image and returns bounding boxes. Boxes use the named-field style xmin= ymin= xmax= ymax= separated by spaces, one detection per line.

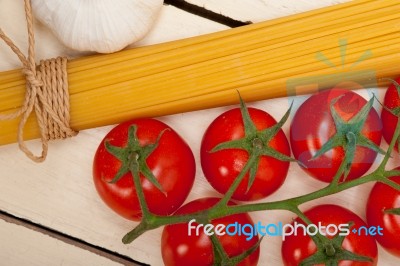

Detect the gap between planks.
xmin=0 ymin=210 xmax=147 ymax=266
xmin=163 ymin=0 xmax=251 ymax=27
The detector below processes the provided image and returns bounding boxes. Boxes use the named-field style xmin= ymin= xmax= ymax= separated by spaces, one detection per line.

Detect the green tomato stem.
xmin=121 ymin=91 xmax=400 ymax=265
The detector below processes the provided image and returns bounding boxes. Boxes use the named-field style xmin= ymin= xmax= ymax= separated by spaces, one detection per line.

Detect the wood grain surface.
xmin=1 ymin=0 xmax=399 ymax=265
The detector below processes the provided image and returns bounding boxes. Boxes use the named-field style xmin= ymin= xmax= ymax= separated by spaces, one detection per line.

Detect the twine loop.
xmin=0 ymin=0 xmax=77 ymax=162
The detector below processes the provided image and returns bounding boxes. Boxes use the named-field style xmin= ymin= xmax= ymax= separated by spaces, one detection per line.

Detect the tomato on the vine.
xmin=290 ymin=89 xmax=382 ymax=183
xmin=93 ymin=118 xmax=195 ymax=221
xmin=381 ymin=79 xmax=400 ymax=150
xmin=201 ymin=105 xmax=291 ymax=201
xmin=161 ymin=197 xmax=260 ymax=266
xmin=366 ymin=173 xmax=400 ymax=257
xmin=281 ymin=204 xmax=378 ymax=266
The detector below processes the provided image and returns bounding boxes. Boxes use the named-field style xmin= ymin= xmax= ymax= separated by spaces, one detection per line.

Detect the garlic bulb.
xmin=32 ymin=0 xmax=163 ymax=53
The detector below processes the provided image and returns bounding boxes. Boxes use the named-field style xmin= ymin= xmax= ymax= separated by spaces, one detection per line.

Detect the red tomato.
xmin=200 ymin=107 xmax=291 ymax=201
xmin=290 ymin=89 xmax=382 ymax=183
xmin=93 ymin=118 xmax=195 ymax=221
xmin=366 ymin=174 xmax=400 ymax=257
xmin=381 ymin=79 xmax=400 ymax=150
xmin=161 ymin=197 xmax=260 ymax=266
xmin=281 ymin=204 xmax=378 ymax=266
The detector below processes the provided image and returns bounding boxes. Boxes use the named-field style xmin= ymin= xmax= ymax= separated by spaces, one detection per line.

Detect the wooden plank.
xmin=0 ymin=215 xmax=124 ymax=266
xmin=1 ymin=1 xmax=399 ymax=265
xmin=1 ymin=97 xmax=399 ymax=265
xmin=0 ymin=2 xmax=228 ymax=72
xmin=0 ymin=2 xmax=227 ymax=265
xmin=184 ymin=0 xmax=350 ymax=22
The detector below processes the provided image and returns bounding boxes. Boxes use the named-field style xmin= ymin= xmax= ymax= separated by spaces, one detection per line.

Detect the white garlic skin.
xmin=32 ymin=0 xmax=163 ymax=53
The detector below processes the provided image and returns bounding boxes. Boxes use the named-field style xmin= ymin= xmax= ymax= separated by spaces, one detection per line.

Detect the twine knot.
xmin=22 ymin=68 xmax=43 ymax=87
xmin=0 ymin=0 xmax=77 ymax=162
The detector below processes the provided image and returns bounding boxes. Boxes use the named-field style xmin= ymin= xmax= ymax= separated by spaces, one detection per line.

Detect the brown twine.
xmin=0 ymin=0 xmax=77 ymax=162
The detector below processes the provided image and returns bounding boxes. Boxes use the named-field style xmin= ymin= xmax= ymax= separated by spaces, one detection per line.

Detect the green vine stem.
xmin=119 ymin=91 xmax=400 ymax=265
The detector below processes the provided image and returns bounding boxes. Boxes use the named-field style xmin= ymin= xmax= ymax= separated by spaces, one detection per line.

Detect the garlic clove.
xmin=32 ymin=0 xmax=163 ymax=53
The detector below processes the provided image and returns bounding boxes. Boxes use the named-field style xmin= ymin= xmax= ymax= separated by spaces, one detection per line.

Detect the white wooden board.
xmin=185 ymin=0 xmax=350 ymax=22
xmin=0 ymin=218 xmax=122 ymax=266
xmin=1 ymin=0 xmax=399 ymax=265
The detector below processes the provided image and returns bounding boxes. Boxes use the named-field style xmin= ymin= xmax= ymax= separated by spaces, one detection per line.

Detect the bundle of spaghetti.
xmin=1 ymin=0 xmax=400 ymax=145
